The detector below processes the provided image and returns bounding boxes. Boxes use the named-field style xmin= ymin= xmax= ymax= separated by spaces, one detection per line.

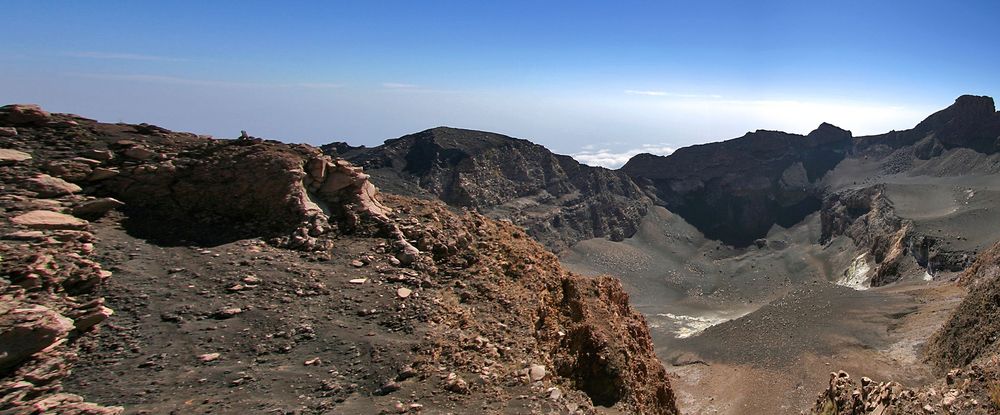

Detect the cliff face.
xmin=855 ymin=95 xmax=1000 ymax=156
xmin=622 ymin=123 xmax=852 ymax=247
xmin=0 ymin=106 xmax=678 ymax=414
xmin=340 ymin=127 xmax=652 ymax=252
xmin=926 ymin=240 xmax=1000 ymax=368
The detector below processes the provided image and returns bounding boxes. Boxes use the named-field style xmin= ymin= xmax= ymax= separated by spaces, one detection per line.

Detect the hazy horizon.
xmin=3 ymin=1 xmax=998 ymax=167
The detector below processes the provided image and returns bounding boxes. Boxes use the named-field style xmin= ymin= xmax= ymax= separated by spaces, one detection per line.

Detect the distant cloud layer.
xmin=571 ymin=143 xmax=676 ymax=169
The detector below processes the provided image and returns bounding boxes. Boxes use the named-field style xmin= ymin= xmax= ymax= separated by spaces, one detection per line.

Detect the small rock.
xmin=304 ymin=357 xmax=321 ymax=366
xmin=87 ymin=167 xmax=119 ymax=181
xmin=4 ymin=230 xmax=47 ymax=241
xmin=198 ymin=353 xmax=221 ymax=362
xmin=26 ymin=174 xmax=82 ymax=197
xmin=377 ymin=380 xmax=401 ymax=395
xmin=397 ymin=287 xmax=412 ymax=298
xmin=123 ymin=146 xmax=157 ymax=160
xmin=73 ymin=306 xmax=114 ymax=331
xmin=80 ymin=149 xmax=114 ymax=161
xmin=548 ymin=387 xmax=562 ymax=400
xmin=396 ymin=365 xmax=418 ymax=381
xmin=0 ymin=148 xmax=31 ymax=164
xmin=211 ymin=308 xmax=242 ymax=319
xmin=443 ymin=373 xmax=468 ymax=394
xmin=11 ymin=210 xmax=89 ymax=230
xmin=72 ymin=197 xmax=124 ymax=217
xmin=349 ymin=278 xmax=367 ymax=284
xmin=941 ymin=395 xmax=955 ymax=408
xmin=242 ymin=275 xmax=261 ymax=284
xmin=529 ymin=364 xmax=546 ymax=381
xmin=350 ymin=259 xmax=365 ymax=267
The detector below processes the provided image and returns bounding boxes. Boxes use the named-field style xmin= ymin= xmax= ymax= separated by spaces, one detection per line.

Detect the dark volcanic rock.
xmin=622 ymin=123 xmax=852 ymax=247
xmin=855 ymin=94 xmax=1000 ymax=156
xmin=341 ymin=127 xmax=652 ymax=251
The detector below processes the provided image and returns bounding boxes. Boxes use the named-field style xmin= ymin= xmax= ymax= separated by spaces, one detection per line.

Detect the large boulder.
xmin=0 ymin=104 xmax=51 ymax=126
xmin=0 ymin=305 xmax=74 ymax=372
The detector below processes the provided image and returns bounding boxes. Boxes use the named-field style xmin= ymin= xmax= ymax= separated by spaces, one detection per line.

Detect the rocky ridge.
xmin=0 ymin=105 xmax=678 ymax=414
xmin=337 ymin=127 xmax=653 ymax=252
xmin=622 ymin=122 xmax=853 ymax=247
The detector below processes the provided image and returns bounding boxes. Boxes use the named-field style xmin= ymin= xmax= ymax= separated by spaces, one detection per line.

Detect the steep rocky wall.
xmin=926 ymin=240 xmax=1000 ymax=369
xmin=392 ymin=196 xmax=678 ymax=414
xmin=340 ymin=127 xmax=652 ymax=252
xmin=820 ymin=185 xmax=975 ymax=287
xmin=622 ymin=123 xmax=852 ymax=247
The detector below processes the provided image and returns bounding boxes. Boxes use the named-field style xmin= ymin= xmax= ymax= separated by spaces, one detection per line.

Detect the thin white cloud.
xmin=571 ymin=143 xmax=676 ymax=169
xmin=63 ymin=51 xmax=188 ymax=62
xmin=625 ymin=90 xmax=722 ymax=99
xmin=625 ymin=89 xmax=668 ymax=96
xmin=293 ymin=82 xmax=344 ymax=89
xmin=383 ymin=82 xmax=419 ymax=89
xmin=69 ymin=73 xmax=343 ymax=89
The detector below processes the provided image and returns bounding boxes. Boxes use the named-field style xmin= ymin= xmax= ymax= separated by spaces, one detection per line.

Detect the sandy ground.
xmin=561 ymin=185 xmax=972 ymax=414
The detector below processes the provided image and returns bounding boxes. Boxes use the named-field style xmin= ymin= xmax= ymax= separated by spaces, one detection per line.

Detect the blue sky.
xmin=2 ymin=1 xmax=998 ymax=167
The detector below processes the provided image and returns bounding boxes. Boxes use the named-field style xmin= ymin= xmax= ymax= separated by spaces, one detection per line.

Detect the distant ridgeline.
xmin=333 ymin=95 xmax=1000 ymax=250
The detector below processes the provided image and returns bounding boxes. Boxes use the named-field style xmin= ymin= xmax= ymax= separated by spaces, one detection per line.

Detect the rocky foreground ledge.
xmin=0 ymin=104 xmax=678 ymax=414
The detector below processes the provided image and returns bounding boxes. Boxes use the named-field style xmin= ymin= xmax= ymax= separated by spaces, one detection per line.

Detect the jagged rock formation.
xmin=339 ymin=127 xmax=652 ymax=252
xmin=1 ymin=105 xmax=679 ymax=414
xmin=820 ymin=185 xmax=976 ymax=287
xmin=926 ymin=240 xmax=1000 ymax=369
xmin=811 ymin=366 xmax=1000 ymax=414
xmin=811 ymin=241 xmax=1000 ymax=414
xmin=855 ymin=95 xmax=1000 ymax=156
xmin=0 ymin=104 xmax=122 ymax=414
xmin=622 ymin=123 xmax=852 ymax=247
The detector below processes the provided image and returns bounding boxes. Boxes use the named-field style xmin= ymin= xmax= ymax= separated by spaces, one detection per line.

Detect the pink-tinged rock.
xmin=0 ymin=104 xmax=51 ymax=126
xmin=0 ymin=305 xmax=74 ymax=371
xmin=72 ymin=197 xmax=124 ymax=217
xmin=26 ymin=174 xmax=82 ymax=197
xmin=11 ymin=210 xmax=89 ymax=230
xmin=0 ymin=148 xmax=32 ymax=164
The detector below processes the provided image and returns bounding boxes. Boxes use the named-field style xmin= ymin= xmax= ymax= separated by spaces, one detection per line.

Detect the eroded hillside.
xmin=0 ymin=105 xmax=678 ymax=414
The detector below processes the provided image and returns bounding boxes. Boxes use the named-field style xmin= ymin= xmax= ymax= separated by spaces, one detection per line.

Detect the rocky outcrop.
xmin=623 ymin=123 xmax=852 ymax=247
xmin=810 ymin=241 xmax=1000 ymax=414
xmin=340 ymin=127 xmax=652 ymax=252
xmin=2 ymin=105 xmax=679 ymax=414
xmin=0 ymin=110 xmax=123 ymax=413
xmin=820 ymin=185 xmax=975 ymax=287
xmin=811 ymin=367 xmax=999 ymax=414
xmin=389 ymin=196 xmax=678 ymax=414
xmin=926 ymin=240 xmax=1000 ymax=369
xmin=79 ymin=135 xmax=394 ymax=251
xmin=855 ymin=95 xmax=1000 ymax=156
